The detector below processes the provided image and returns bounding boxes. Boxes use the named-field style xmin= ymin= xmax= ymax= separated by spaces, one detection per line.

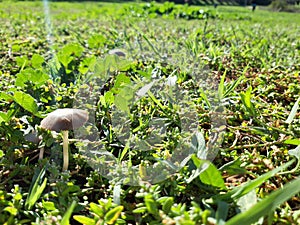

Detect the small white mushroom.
xmin=40 ymin=108 xmax=89 ymax=171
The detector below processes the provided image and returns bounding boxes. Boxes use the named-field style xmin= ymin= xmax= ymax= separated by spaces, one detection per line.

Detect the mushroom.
xmin=25 ymin=131 xmax=44 ymax=160
xmin=40 ymin=108 xmax=89 ymax=171
xmin=109 ymin=49 xmax=126 ymax=57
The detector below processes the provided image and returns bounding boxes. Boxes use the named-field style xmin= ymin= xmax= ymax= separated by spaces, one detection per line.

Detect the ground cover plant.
xmin=0 ymin=1 xmax=300 ymax=224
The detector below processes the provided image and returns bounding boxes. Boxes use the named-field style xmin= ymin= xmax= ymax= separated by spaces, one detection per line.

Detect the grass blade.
xmin=285 ymin=97 xmax=300 ymax=124
xmin=218 ymin=70 xmax=226 ymax=100
xmin=61 ymin=201 xmax=77 ymax=225
xmin=223 ymin=75 xmax=244 ymax=98
xmin=215 ymin=160 xmax=294 ymax=201
xmin=240 ymin=86 xmax=256 ymax=116
xmin=226 ymin=176 xmax=300 ymax=225
xmin=25 ymin=164 xmax=47 ymax=210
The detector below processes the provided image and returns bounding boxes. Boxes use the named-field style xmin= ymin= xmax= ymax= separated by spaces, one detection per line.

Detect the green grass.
xmin=0 ymin=1 xmax=300 ymax=224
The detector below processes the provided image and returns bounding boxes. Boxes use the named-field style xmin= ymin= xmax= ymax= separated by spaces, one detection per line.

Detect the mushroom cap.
xmin=109 ymin=49 xmax=126 ymax=57
xmin=25 ymin=131 xmax=42 ymax=144
xmin=40 ymin=108 xmax=89 ymax=132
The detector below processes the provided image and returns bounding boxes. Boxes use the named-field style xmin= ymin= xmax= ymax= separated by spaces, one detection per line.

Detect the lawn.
xmin=0 ymin=1 xmax=300 ymax=224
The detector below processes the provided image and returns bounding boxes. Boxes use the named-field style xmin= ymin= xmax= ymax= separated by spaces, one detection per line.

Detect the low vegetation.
xmin=0 ymin=1 xmax=299 ymax=224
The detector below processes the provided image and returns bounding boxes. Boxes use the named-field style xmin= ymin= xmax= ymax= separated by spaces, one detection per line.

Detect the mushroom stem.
xmin=62 ymin=130 xmax=69 ymax=171
xmin=39 ymin=147 xmax=44 ymax=160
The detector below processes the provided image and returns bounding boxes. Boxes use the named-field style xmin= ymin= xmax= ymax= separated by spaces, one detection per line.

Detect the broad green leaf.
xmin=0 ymin=150 xmax=4 ymax=158
xmin=113 ymin=73 xmax=131 ymax=92
xmin=31 ymin=54 xmax=45 ymax=68
xmin=90 ymin=203 xmax=104 ymax=217
xmin=15 ymin=68 xmax=49 ymax=88
xmin=12 ymin=43 xmax=21 ymax=52
xmin=57 ymin=53 xmax=73 ymax=69
xmin=104 ymin=205 xmax=124 ymax=224
xmin=137 ymin=70 xmax=152 ymax=79
xmin=88 ymin=34 xmax=106 ymax=49
xmin=226 ymin=176 xmax=300 ymax=225
xmin=4 ymin=206 xmax=18 ymax=216
xmin=186 ymin=155 xmax=209 ymax=184
xmin=0 ymin=112 xmax=9 ymax=123
xmin=284 ymin=139 xmax=300 ymax=145
xmin=13 ymin=91 xmax=39 ymax=115
xmin=62 ymin=43 xmax=84 ymax=57
xmin=61 ymin=183 xmax=80 ymax=196
xmin=285 ymin=97 xmax=300 ymax=124
xmin=93 ymin=59 xmax=111 ymax=80
xmin=61 ymin=201 xmax=77 ymax=225
xmin=15 ymin=56 xmax=28 ymax=69
xmin=42 ymin=201 xmax=56 ymax=211
xmin=199 ymin=162 xmax=226 ymax=190
xmin=73 ymin=215 xmax=95 ymax=225
xmin=114 ymin=94 xmax=130 ymax=114
xmin=0 ymin=91 xmax=14 ymax=102
xmin=79 ymin=56 xmax=96 ymax=74
xmin=104 ymin=91 xmax=114 ymax=106
xmin=114 ymin=86 xmax=134 ymax=114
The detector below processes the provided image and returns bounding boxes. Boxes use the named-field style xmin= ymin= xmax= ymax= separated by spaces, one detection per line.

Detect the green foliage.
xmin=270 ymin=0 xmax=289 ymax=11
xmin=227 ymin=177 xmax=300 ymax=225
xmin=73 ymin=199 xmax=124 ymax=225
xmin=122 ymin=1 xmax=217 ymax=20
xmin=13 ymin=91 xmax=40 ymax=116
xmin=0 ymin=1 xmax=299 ymax=225
xmin=25 ymin=165 xmax=47 ymax=210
